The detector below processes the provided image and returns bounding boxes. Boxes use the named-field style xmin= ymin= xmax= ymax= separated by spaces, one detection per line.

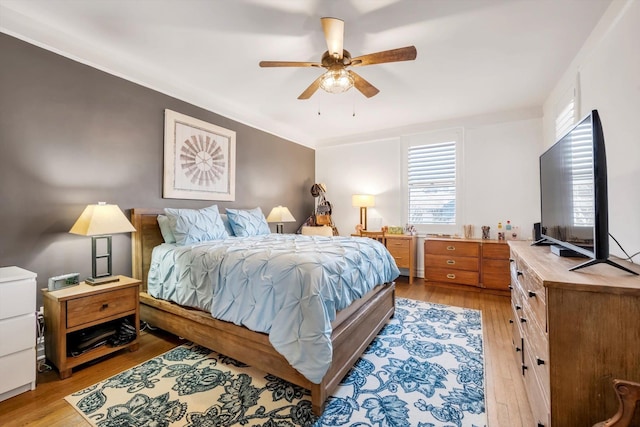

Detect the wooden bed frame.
xmin=130 ymin=208 xmax=396 ymax=415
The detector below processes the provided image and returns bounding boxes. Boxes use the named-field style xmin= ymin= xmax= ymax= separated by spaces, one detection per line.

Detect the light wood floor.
xmin=0 ymin=277 xmax=534 ymax=426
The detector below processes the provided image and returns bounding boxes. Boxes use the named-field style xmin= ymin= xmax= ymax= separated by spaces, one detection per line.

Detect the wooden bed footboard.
xmin=130 ymin=208 xmax=396 ymax=415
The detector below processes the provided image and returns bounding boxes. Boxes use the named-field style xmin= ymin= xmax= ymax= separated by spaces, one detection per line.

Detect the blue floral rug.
xmin=65 ymin=298 xmax=486 ymax=427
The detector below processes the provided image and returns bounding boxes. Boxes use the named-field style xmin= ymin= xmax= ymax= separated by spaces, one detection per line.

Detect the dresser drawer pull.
xmin=101 ymin=303 xmax=109 ymax=310
xmin=509 ymin=258 xmax=515 ymax=263
xmin=536 ymin=357 xmax=545 ymax=366
xmin=515 ymin=304 xmax=522 ymax=310
xmin=519 ymin=317 xmax=527 ymax=323
xmin=528 ymin=290 xmax=537 ymax=298
xmin=446 ymin=245 xmax=456 ymax=251
xmin=538 ymin=423 xmax=545 ymax=427
xmin=517 ymin=270 xmax=523 ymax=277
xmin=521 ymin=364 xmax=528 ymax=375
xmin=446 ymin=273 xmax=456 ymax=279
xmin=515 ymin=346 xmax=521 ymax=352
xmin=509 ymin=319 xmax=514 ymax=324
xmin=446 ymin=259 xmax=456 ymax=265
xmin=508 ymin=285 xmax=513 ymax=290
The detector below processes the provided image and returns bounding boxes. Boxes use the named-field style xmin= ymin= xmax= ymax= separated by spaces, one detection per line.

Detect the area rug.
xmin=65 ymin=298 xmax=486 ymax=427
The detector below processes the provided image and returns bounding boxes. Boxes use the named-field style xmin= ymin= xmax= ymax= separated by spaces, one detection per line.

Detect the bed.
xmin=130 ymin=208 xmax=398 ymax=415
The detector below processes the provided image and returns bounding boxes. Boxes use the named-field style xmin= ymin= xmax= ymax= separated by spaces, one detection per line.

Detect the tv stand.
xmin=531 ymin=238 xmax=552 ymax=246
xmin=508 ymin=241 xmax=640 ymax=426
xmin=569 ymin=257 xmax=639 ymax=275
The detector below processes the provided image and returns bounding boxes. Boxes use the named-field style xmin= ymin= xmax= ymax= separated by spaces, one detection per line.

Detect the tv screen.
xmin=539 ymin=112 xmax=599 ymax=257
xmin=539 ymin=109 xmax=636 ymax=274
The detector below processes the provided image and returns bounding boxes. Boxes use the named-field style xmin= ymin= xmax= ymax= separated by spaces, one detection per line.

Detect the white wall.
xmin=316 ymin=111 xmax=542 ymax=276
xmin=543 ymin=0 xmax=640 ymax=260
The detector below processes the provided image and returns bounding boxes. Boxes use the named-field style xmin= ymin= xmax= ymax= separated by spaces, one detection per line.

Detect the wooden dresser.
xmin=508 ymin=241 xmax=640 ymax=426
xmin=424 ymin=238 xmax=510 ymax=291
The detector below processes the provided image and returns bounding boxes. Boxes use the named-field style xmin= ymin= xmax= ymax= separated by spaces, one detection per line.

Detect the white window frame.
xmin=401 ymin=128 xmax=464 ymax=235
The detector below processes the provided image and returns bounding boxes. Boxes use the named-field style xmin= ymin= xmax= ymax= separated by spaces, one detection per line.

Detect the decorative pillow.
xmin=220 ymin=213 xmax=235 ymax=237
xmin=226 ymin=207 xmax=270 ymax=237
xmin=164 ymin=205 xmax=228 ymax=245
xmin=157 ymin=214 xmax=176 ymax=244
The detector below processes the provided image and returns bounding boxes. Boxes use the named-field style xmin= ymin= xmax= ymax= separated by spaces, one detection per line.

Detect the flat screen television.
xmin=538 ymin=109 xmax=636 ymax=274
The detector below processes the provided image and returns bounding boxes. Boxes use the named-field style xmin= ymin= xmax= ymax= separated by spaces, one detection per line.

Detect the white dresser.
xmin=0 ymin=266 xmax=37 ymax=402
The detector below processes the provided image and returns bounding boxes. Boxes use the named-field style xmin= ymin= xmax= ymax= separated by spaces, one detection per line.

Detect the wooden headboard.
xmin=131 ymin=208 xmax=164 ymax=291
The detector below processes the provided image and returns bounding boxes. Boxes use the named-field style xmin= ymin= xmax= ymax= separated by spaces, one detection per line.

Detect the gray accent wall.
xmin=0 ymin=34 xmax=315 ymax=307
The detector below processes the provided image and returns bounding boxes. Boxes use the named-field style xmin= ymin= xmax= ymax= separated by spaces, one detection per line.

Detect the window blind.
xmin=555 ymin=98 xmax=575 ymax=140
xmin=569 ymin=123 xmax=595 ymax=227
xmin=407 ymin=141 xmax=456 ymax=225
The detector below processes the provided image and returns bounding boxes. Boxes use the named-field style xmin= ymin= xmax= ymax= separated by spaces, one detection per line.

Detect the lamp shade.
xmin=266 ymin=206 xmax=296 ymax=223
xmin=69 ymin=203 xmax=136 ymax=236
xmin=352 ymin=194 xmax=375 ymax=208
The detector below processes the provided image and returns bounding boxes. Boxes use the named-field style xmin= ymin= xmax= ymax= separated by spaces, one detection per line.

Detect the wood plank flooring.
xmin=0 ymin=277 xmax=534 ymax=426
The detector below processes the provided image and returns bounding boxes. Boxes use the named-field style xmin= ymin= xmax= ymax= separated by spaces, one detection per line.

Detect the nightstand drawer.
xmin=67 ymin=287 xmax=136 ymax=328
xmin=0 ymin=314 xmax=35 ymax=357
xmin=387 ymin=246 xmax=410 ymax=268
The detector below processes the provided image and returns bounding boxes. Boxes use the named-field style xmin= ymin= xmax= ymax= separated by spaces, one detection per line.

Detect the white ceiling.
xmin=0 ymin=0 xmax=612 ymax=148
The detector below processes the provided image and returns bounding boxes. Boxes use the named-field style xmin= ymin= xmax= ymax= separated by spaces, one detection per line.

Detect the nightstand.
xmin=42 ymin=276 xmax=140 ymax=379
xmin=384 ymin=234 xmax=417 ymax=284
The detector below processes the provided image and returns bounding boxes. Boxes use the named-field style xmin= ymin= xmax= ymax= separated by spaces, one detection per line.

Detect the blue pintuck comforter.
xmin=147 ymin=233 xmax=399 ymax=383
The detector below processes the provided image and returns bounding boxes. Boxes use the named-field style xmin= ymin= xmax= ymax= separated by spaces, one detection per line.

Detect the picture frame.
xmin=163 ymin=109 xmax=236 ymax=201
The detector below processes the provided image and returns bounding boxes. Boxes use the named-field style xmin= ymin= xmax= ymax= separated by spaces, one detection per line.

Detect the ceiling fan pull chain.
xmin=352 ymin=91 xmax=357 ymax=117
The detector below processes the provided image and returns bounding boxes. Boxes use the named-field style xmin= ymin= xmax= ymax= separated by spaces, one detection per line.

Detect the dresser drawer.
xmin=482 ymin=258 xmax=511 ymax=289
xmin=425 ymin=240 xmax=479 ymax=257
xmin=523 ymin=348 xmax=551 ymax=426
xmin=425 ymin=254 xmax=479 ymax=271
xmin=425 ymin=267 xmax=479 ymax=286
xmin=0 ymin=278 xmax=36 ymax=320
xmin=0 ymin=314 xmax=35 ymax=357
xmin=67 ymin=287 xmax=137 ymax=329
xmin=0 ymin=347 xmax=35 ymax=395
xmin=483 ymin=242 xmax=510 ymax=259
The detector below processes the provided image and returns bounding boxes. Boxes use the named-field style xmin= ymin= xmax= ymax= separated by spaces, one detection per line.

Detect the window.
xmin=402 ymin=130 xmax=462 ymax=233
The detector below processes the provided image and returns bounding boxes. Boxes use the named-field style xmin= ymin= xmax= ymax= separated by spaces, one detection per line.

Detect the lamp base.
xmin=85 ymin=275 xmax=120 ymax=286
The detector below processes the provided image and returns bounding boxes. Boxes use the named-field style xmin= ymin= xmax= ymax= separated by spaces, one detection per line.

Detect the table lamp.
xmin=352 ymin=194 xmax=375 ymax=230
xmin=266 ymin=205 xmax=296 ymax=234
xmin=69 ymin=202 xmax=136 ymax=285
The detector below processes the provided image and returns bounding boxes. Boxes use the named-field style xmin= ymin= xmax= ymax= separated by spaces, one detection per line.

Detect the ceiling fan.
xmin=259 ymin=17 xmax=417 ymax=100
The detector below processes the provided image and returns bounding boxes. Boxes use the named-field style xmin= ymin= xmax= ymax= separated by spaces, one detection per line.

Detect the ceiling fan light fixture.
xmin=320 ymin=68 xmax=354 ymax=94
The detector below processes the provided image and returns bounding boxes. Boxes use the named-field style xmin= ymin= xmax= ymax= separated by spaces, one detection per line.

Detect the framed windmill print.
xmin=163 ymin=109 xmax=236 ymax=201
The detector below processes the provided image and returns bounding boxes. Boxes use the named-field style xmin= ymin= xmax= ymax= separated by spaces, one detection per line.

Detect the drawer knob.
xmin=538 ymin=423 xmax=545 ymax=427
xmin=517 ymin=270 xmax=523 ymax=277
xmin=519 ymin=317 xmax=527 ymax=323
xmin=101 ymin=303 xmax=109 ymax=310
xmin=508 ymin=285 xmax=513 ymax=290
xmin=446 ymin=245 xmax=456 ymax=251
xmin=446 ymin=273 xmax=456 ymax=279
xmin=509 ymin=319 xmax=514 ymax=324
xmin=446 ymin=259 xmax=456 ymax=265
xmin=528 ymin=290 xmax=537 ymax=298
xmin=522 ymin=364 xmax=528 ymax=375
xmin=515 ymin=346 xmax=521 ymax=352
xmin=536 ymin=357 xmax=545 ymax=366
xmin=509 ymin=258 xmax=515 ymax=263
xmin=515 ymin=304 xmax=522 ymax=310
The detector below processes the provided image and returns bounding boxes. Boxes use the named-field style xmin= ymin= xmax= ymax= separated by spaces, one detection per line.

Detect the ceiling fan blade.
xmin=351 ymin=46 xmax=417 ymax=67
xmin=259 ymin=61 xmax=322 ymax=68
xmin=321 ymin=17 xmax=344 ymax=60
xmin=349 ymin=71 xmax=380 ymax=98
xmin=297 ymin=74 xmax=324 ymax=100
